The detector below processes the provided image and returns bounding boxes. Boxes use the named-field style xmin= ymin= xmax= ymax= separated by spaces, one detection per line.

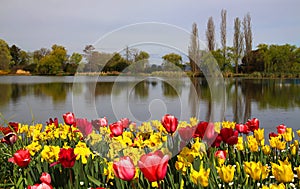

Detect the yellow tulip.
xmin=217 ymin=165 xmax=235 ymax=183
xmin=283 ymin=128 xmax=293 ymax=142
xmin=254 ymin=128 xmax=265 ymax=146
xmin=262 ymin=145 xmax=271 ymax=155
xmin=297 ymin=130 xmax=300 ymax=137
xmin=247 ymin=135 xmax=259 ymax=152
xmin=243 ymin=161 xmax=269 ymax=181
xmin=295 ymin=166 xmax=300 ymax=179
xmin=261 ymin=183 xmax=286 ymax=189
xmin=271 ymin=159 xmax=294 ymax=183
xmin=236 ymin=137 xmax=244 ymax=151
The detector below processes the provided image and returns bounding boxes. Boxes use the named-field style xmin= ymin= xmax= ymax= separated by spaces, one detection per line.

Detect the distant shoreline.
xmin=1 ymin=70 xmax=300 ymax=79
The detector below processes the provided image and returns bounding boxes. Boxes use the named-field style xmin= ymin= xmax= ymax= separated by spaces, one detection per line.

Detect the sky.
xmin=1 ymin=0 xmax=300 ymax=55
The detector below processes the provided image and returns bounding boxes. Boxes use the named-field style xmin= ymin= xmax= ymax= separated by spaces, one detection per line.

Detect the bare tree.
xmin=243 ymin=13 xmax=253 ymax=72
xmin=220 ymin=9 xmax=227 ymax=67
xmin=233 ymin=17 xmax=244 ymax=74
xmin=188 ymin=23 xmax=201 ymax=75
xmin=206 ymin=16 xmax=215 ymax=51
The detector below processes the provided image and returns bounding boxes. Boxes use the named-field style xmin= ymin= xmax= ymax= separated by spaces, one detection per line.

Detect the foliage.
xmin=0 ymin=39 xmax=12 ymax=70
xmin=1 ymin=113 xmax=300 ymax=189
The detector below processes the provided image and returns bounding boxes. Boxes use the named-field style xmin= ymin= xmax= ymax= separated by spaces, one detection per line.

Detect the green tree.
xmin=37 ymin=45 xmax=67 ymax=75
xmin=0 ymin=39 xmax=12 ymax=70
xmin=69 ymin=52 xmax=82 ymax=64
xmin=162 ymin=53 xmax=183 ymax=70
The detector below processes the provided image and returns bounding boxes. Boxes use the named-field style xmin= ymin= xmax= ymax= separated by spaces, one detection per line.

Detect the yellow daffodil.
xmin=18 ymin=124 xmax=29 ymax=135
xmin=271 ymin=159 xmax=294 ymax=183
xmin=217 ymin=165 xmax=235 ymax=183
xmin=175 ymin=155 xmax=191 ymax=175
xmin=123 ymin=147 xmax=143 ymax=166
xmin=74 ymin=141 xmax=93 ymax=164
xmin=297 ymin=130 xmax=300 ymax=137
xmin=26 ymin=141 xmax=42 ymax=156
xmin=189 ymin=117 xmax=198 ymax=127
xmin=222 ymin=121 xmax=236 ymax=129
xmin=190 ymin=165 xmax=210 ymax=187
xmin=103 ymin=161 xmax=114 ymax=181
xmin=41 ymin=145 xmax=60 ymax=163
xmin=243 ymin=161 xmax=269 ymax=181
xmin=214 ymin=122 xmax=221 ymax=133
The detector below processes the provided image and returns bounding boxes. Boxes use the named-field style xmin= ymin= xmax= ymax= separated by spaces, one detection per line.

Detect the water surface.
xmin=0 ymin=76 xmax=299 ymax=135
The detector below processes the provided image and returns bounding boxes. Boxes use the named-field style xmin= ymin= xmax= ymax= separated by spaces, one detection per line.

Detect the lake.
xmin=0 ymin=76 xmax=299 ymax=135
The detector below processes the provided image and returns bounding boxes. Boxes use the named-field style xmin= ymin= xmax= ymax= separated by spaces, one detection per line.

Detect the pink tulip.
xmin=113 ymin=156 xmax=136 ymax=181
xmin=76 ymin=118 xmax=93 ymax=137
xmin=40 ymin=172 xmax=51 ymax=185
xmin=215 ymin=150 xmax=227 ymax=160
xmin=63 ymin=112 xmax=75 ymax=126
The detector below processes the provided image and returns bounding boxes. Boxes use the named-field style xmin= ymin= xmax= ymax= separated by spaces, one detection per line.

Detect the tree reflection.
xmin=161 ymin=80 xmax=183 ymax=98
xmin=0 ymin=84 xmax=12 ymax=107
xmin=33 ymin=83 xmax=71 ymax=103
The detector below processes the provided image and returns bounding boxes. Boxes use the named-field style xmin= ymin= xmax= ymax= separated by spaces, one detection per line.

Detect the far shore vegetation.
xmin=1 ymin=10 xmax=300 ymax=78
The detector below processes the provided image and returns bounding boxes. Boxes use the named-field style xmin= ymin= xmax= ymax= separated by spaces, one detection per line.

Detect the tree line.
xmin=0 ymin=9 xmax=300 ymax=76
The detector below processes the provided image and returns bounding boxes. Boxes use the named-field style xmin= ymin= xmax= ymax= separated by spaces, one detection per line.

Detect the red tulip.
xmin=8 ymin=149 xmax=31 ymax=167
xmin=193 ymin=121 xmax=208 ymax=138
xmin=58 ymin=148 xmax=77 ymax=168
xmin=269 ymin=132 xmax=278 ymax=139
xmin=211 ymin=135 xmax=223 ymax=147
xmin=40 ymin=172 xmax=51 ymax=185
xmin=161 ymin=114 xmax=178 ymax=134
xmin=76 ymin=118 xmax=93 ymax=137
xmin=246 ymin=118 xmax=259 ymax=132
xmin=120 ymin=118 xmax=130 ymax=129
xmin=214 ymin=150 xmax=227 ymax=160
xmin=46 ymin=118 xmax=58 ymax=127
xmin=63 ymin=112 xmax=75 ymax=126
xmin=92 ymin=117 xmax=108 ymax=130
xmin=0 ymin=122 xmax=19 ymax=135
xmin=113 ymin=156 xmax=136 ymax=181
xmin=193 ymin=121 xmax=218 ymax=144
xmin=1 ymin=132 xmax=18 ymax=145
xmin=220 ymin=128 xmax=238 ymax=145
xmin=109 ymin=121 xmax=123 ymax=137
xmin=235 ymin=123 xmax=250 ymax=134
xmin=276 ymin=124 xmax=286 ymax=134
xmin=178 ymin=126 xmax=196 ymax=141
xmin=138 ymin=150 xmax=169 ymax=182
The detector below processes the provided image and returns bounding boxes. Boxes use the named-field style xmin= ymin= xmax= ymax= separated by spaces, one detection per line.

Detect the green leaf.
xmin=87 ymin=174 xmax=102 ymax=187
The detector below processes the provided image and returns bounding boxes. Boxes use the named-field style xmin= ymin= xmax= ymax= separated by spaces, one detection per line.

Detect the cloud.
xmin=0 ymin=0 xmax=299 ymax=53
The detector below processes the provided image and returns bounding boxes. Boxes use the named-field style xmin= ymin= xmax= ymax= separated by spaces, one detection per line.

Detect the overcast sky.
xmin=1 ymin=0 xmax=300 ymax=54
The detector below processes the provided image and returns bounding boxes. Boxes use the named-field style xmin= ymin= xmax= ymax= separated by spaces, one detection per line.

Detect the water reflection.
xmin=0 ymin=76 xmax=299 ymax=131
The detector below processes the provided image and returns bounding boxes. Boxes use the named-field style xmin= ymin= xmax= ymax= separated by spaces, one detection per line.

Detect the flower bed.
xmin=0 ymin=113 xmax=300 ymax=189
